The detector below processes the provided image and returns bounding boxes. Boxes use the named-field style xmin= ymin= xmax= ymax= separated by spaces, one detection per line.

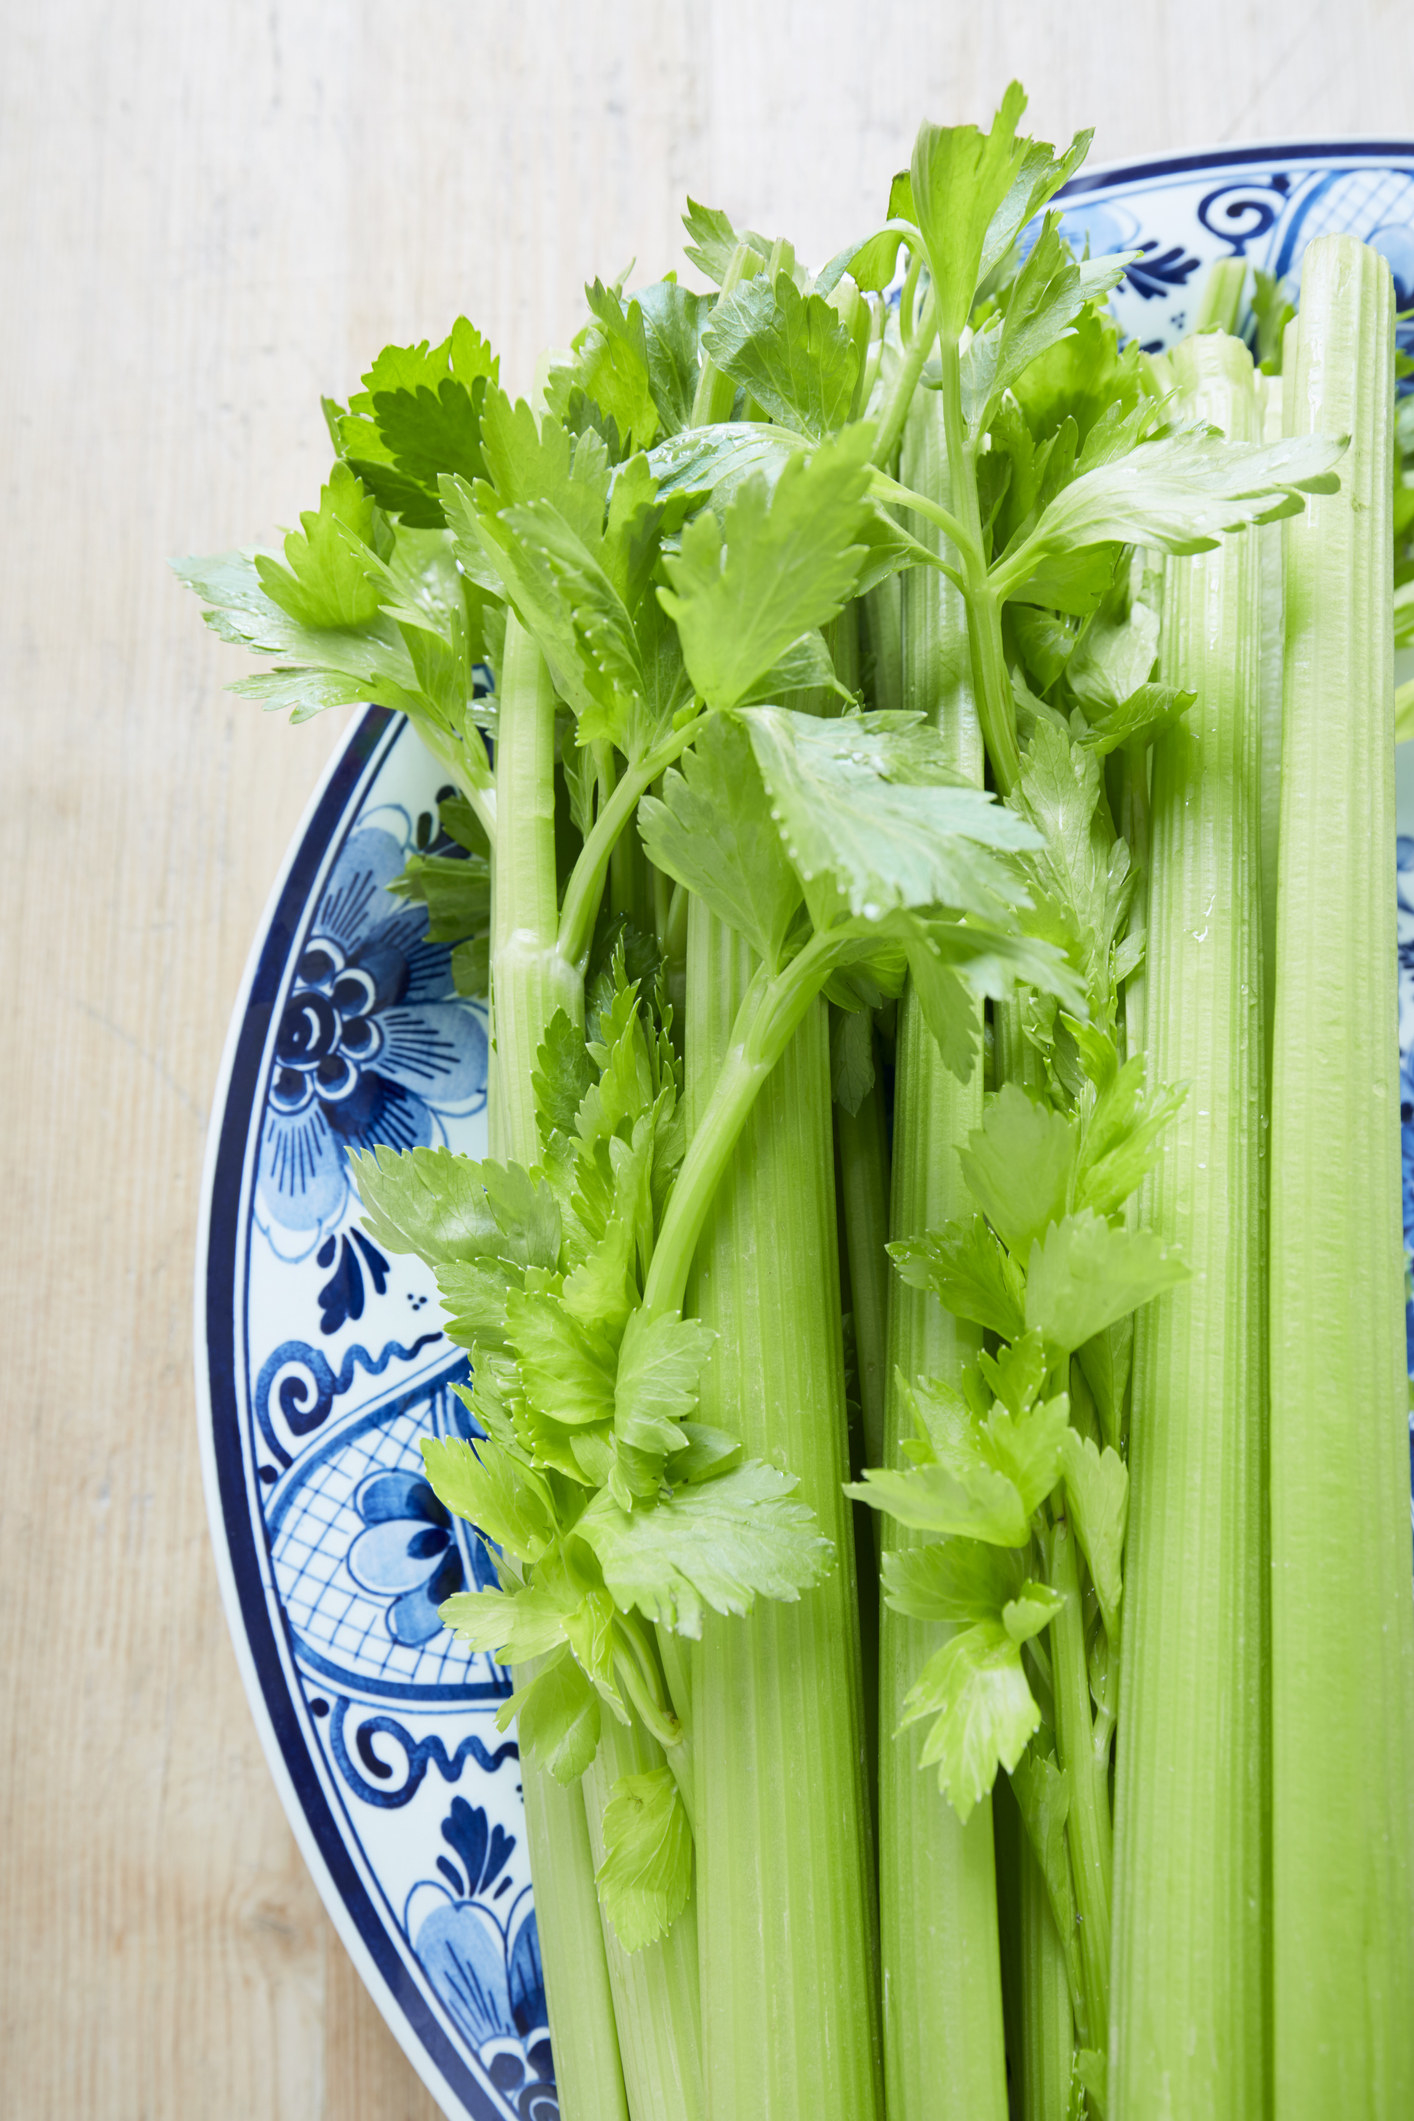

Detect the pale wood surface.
xmin=2 ymin=3 xmax=1411 ymax=2113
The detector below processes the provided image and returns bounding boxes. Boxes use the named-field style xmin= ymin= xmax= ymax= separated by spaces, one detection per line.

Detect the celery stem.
xmin=1049 ymin=1516 xmax=1111 ymax=2057
xmin=1269 ymin=235 xmax=1414 ymax=2119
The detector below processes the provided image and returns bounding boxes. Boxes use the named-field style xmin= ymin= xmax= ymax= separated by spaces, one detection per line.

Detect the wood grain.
xmin=1 ymin=3 xmax=1410 ymax=2112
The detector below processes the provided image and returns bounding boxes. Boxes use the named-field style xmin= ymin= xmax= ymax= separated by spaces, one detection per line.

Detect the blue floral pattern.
xmin=410 ymin=1800 xmax=557 ymax=2118
xmin=349 ymin=1466 xmax=498 ymax=1647
xmin=258 ymin=820 xmax=487 ymax=1259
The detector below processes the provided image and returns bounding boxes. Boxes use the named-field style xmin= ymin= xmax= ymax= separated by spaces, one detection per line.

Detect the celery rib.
xmin=687 ymin=905 xmax=883 ymax=2121
xmin=1112 ymin=332 xmax=1268 ymax=2121
xmin=1269 ymin=235 xmax=1414 ymax=2120
xmin=877 ymin=389 xmax=1009 ymax=2121
xmin=581 ymin=1722 xmax=704 ymax=2121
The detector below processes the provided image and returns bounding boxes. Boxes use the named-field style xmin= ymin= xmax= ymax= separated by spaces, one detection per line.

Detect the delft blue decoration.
xmin=203 ymin=147 xmax=1414 ymax=2120
xmin=257 ymin=821 xmax=487 ymax=1262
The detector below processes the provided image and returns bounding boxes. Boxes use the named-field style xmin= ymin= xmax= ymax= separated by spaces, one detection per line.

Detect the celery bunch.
xmin=179 ymin=88 xmax=1414 ymax=2121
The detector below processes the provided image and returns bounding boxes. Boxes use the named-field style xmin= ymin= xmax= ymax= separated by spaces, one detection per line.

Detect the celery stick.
xmin=837 ymin=1070 xmax=891 ymax=1473
xmin=1257 ymin=372 xmax=1285 ymax=1068
xmin=997 ymin=1775 xmax=1075 ymax=2121
xmin=1112 ymin=331 xmax=1268 ymax=2120
xmin=581 ymin=1722 xmax=704 ymax=2121
xmin=490 ymin=611 xmax=630 ymax=2121
xmin=1192 ymin=256 xmax=1248 ymax=337
xmin=687 ymin=905 xmax=883 ymax=2121
xmin=878 ymin=387 xmax=1009 ymax=2121
xmin=520 ymin=1763 xmax=628 ymax=2121
xmin=1269 ymin=234 xmax=1414 ymax=2119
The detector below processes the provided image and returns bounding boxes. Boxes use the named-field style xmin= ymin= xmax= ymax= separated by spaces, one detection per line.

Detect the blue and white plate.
xmin=196 ymin=139 xmax=1414 ymax=2121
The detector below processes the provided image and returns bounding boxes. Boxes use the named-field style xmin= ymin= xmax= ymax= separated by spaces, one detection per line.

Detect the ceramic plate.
xmin=196 ymin=139 xmax=1414 ymax=2121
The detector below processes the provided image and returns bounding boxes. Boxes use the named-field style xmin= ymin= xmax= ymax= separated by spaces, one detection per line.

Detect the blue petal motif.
xmin=256 ymin=824 xmax=487 ymax=1256
xmin=415 ymin=1900 xmax=518 ymax=2048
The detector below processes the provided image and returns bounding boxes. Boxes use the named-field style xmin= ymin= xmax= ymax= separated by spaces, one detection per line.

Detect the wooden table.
xmin=3 ymin=4 xmax=1409 ymax=2111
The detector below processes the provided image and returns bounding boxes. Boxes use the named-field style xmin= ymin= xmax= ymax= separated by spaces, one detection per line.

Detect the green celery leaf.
xmin=1074 ymin=1058 xmax=1186 ymax=1220
xmin=1066 ymin=580 xmax=1161 ymax=706
xmin=900 ymin=1618 xmax=1042 ymax=1820
xmin=890 ymin=1215 xmax=1027 ymax=1341
xmin=637 ymin=280 xmax=712 ymax=435
xmin=567 ymin=280 xmax=660 ymax=452
xmin=815 ymin=221 xmax=916 ymax=297
xmin=1010 ymin=1743 xmax=1076 ymax=1944
xmin=981 ymin=1394 xmax=1069 ymax=1518
xmin=740 ymin=705 xmax=1040 ymax=927
xmin=656 ymin=425 xmax=874 ymax=711
xmin=574 ymin=1460 xmax=832 ymax=1637
xmin=997 ymin=426 xmax=1347 ymax=593
xmin=507 ymin=1290 xmax=618 ymax=1429
xmin=1002 ymin=1580 xmax=1065 ymax=1643
xmin=849 ymin=1426 xmax=1030 ymax=1544
xmin=733 ymin=627 xmax=844 ymax=708
xmin=638 ymin=714 xmax=804 ymax=970
xmin=253 ymin=463 xmax=385 ymax=629
xmin=613 ymin=1309 xmax=716 ymax=1458
xmin=910 ymin=88 xmax=1090 ymax=338
xmin=978 ymin=1329 xmax=1047 ymax=1416
xmin=1012 ymin=719 xmax=1128 ymax=1018
xmin=882 ymin=1539 xmax=1025 ymax=1624
xmin=517 ymin=1651 xmax=602 ymax=1784
xmin=1059 ymin=1428 xmax=1128 ymax=1639
xmin=352 ymin=1145 xmax=504 ymax=1264
xmin=434 ymin=1255 xmax=518 ymax=1350
xmin=898 ymin=930 xmax=979 ymax=1083
xmin=228 ymin=667 xmax=375 ymax=721
xmin=439 ymin=1574 xmax=581 ymax=1662
xmin=958 ymin=1084 xmax=1079 ymax=1258
xmin=339 ymin=321 xmax=498 ymax=527
xmin=1075 ymin=680 xmax=1194 ymax=758
xmin=420 ymin=1435 xmax=558 ymax=1564
xmin=830 ymin=1007 xmax=876 ymax=1116
xmin=666 ymin=1422 xmax=743 ymax=1484
xmin=1076 ymin=1316 xmax=1132 ymax=1454
xmin=472 ymin=388 xmax=612 ymax=544
xmin=451 ymin=935 xmax=490 ymax=999
xmin=594 ymin=1767 xmax=693 ymax=1952
xmin=681 ymin=198 xmax=774 ymax=286
xmin=534 ymin=1009 xmax=596 ymax=1146
xmin=1024 ymin=1208 xmax=1188 ymax=1354
xmin=389 ymin=849 xmax=490 ymax=941
xmin=701 ymin=271 xmax=860 ymax=439
xmin=964 ymin=217 xmax=1128 ymax=437
xmin=644 ymin=421 xmax=804 ymax=511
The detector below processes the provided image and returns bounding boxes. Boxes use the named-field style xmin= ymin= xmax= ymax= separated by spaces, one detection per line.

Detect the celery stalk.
xmin=1257 ymin=373 xmax=1285 ymax=1067
xmin=837 ymin=1071 xmax=891 ymax=1473
xmin=877 ymin=387 xmax=1009 ymax=2121
xmin=1269 ymin=234 xmax=1414 ymax=2119
xmin=1112 ymin=332 xmax=1269 ymax=2120
xmin=687 ymin=903 xmax=883 ymax=2121
xmin=997 ymin=1776 xmax=1075 ymax=2121
xmin=490 ymin=611 xmax=629 ymax=2121
xmin=581 ymin=1722 xmax=704 ymax=2121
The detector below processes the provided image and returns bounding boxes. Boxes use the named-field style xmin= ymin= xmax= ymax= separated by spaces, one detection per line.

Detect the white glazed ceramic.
xmin=196 ymin=139 xmax=1414 ymax=2121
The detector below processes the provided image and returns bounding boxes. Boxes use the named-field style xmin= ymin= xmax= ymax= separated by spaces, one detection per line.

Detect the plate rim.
xmin=193 ymin=703 xmax=505 ymax=2121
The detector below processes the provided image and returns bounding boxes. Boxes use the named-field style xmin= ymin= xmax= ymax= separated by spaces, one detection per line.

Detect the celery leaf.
xmin=638 ymin=714 xmax=804 ymax=970
xmin=702 ymin=271 xmax=859 ymax=439
xmin=613 ymin=1310 xmax=716 ymax=1458
xmin=1024 ymin=1209 xmax=1187 ymax=1354
xmin=517 ymin=1652 xmax=602 ymax=1784
xmin=594 ymin=1767 xmax=693 ymax=1951
xmin=891 ymin=1215 xmax=1026 ymax=1341
xmin=575 ymin=1462 xmax=832 ymax=1637
xmin=657 ymin=426 xmax=874 ymax=710
xmin=1059 ymin=1429 xmax=1128 ymax=1639
xmin=900 ymin=1619 xmax=1043 ymax=1819
xmin=959 ymin=1084 xmax=1079 ymax=1258
xmin=420 ymin=1435 xmax=560 ymax=1564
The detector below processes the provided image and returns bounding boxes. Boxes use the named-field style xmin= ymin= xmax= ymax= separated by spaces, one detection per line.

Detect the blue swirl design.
xmin=255 ymin=1332 xmax=444 ymax=1467
xmin=329 ymin=1697 xmax=519 ymax=1809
